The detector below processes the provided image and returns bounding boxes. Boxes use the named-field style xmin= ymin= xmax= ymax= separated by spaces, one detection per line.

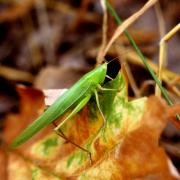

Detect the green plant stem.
xmin=106 ymin=1 xmax=180 ymax=121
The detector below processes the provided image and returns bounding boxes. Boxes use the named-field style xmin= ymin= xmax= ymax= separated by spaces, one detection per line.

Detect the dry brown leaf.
xmin=76 ymin=97 xmax=178 ymax=179
xmin=1 ymin=86 xmax=179 ymax=179
xmin=0 ymin=148 xmax=7 ymax=179
xmin=167 ymin=104 xmax=180 ymax=129
xmin=7 ymin=151 xmax=59 ymax=180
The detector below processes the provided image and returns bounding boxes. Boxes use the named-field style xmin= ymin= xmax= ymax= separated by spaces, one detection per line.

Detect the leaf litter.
xmin=0 ymin=0 xmax=179 ymax=179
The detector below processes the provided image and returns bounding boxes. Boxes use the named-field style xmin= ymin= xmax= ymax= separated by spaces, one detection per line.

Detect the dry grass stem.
xmin=170 ymin=86 xmax=180 ymax=97
xmin=96 ymin=0 xmax=108 ymax=65
xmin=156 ymin=23 xmax=180 ymax=96
xmin=162 ymin=23 xmax=180 ymax=42
xmin=115 ymin=45 xmax=140 ymax=97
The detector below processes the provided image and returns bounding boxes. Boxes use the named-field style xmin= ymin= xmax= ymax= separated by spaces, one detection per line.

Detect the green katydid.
xmin=11 ymin=61 xmax=120 ymax=148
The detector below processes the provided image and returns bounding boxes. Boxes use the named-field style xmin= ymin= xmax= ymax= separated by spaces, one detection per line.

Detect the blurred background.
xmin=0 ymin=0 xmax=179 ymax=171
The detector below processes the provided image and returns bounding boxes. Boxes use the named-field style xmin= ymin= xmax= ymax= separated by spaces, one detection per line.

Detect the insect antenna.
xmin=102 ymin=55 xmax=120 ymax=64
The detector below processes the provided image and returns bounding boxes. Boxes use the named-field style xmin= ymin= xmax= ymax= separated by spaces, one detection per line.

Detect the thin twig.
xmin=96 ymin=0 xmax=108 ymax=65
xmin=115 ymin=45 xmax=140 ymax=97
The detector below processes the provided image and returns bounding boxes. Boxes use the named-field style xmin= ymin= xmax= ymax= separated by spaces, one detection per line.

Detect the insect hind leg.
xmin=98 ymin=84 xmax=120 ymax=92
xmin=55 ymin=128 xmax=92 ymax=165
xmin=52 ymin=96 xmax=93 ymax=164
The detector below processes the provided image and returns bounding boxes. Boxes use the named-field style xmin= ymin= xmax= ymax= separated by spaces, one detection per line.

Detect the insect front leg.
xmin=97 ymin=84 xmax=120 ymax=92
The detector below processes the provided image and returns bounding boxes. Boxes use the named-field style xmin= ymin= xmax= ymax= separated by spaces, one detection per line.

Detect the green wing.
xmin=11 ymin=83 xmax=92 ymax=148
